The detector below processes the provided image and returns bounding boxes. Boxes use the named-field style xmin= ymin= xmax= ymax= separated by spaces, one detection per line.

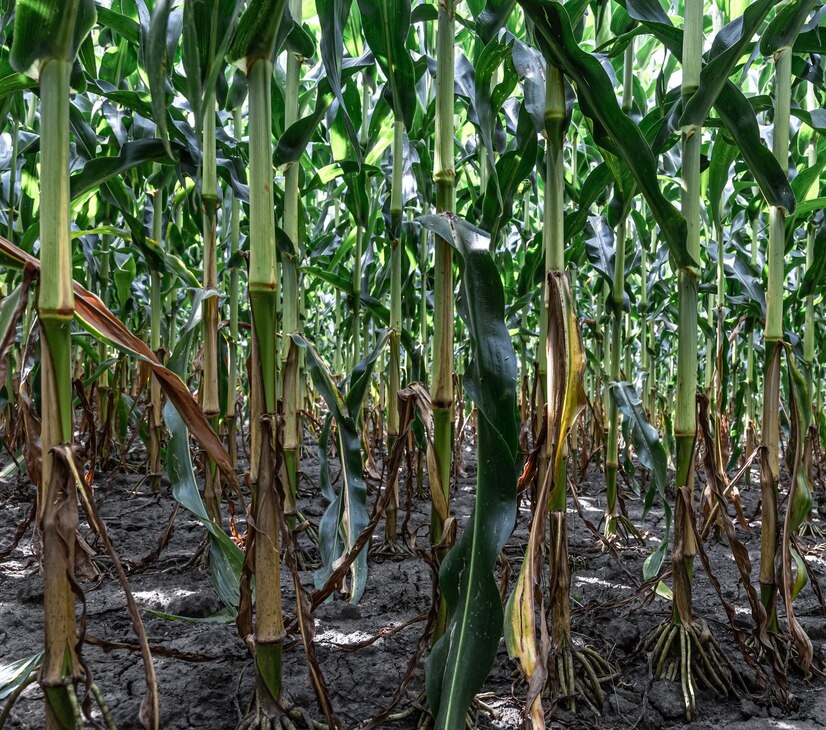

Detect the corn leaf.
xmin=11 ymin=0 xmax=96 ymax=72
xmin=612 ymin=381 xmax=671 ymax=579
xmin=760 ymin=0 xmax=817 ymax=56
xmin=293 ymin=332 xmax=388 ymax=604
xmin=504 ymin=268 xmax=586 ymax=728
xmin=782 ymin=348 xmax=814 ymax=670
xmin=0 ymin=653 xmax=43 ymax=701
xmin=467 ymin=0 xmax=518 ymax=43
xmin=621 ymin=0 xmax=796 ymax=213
xmin=164 ymin=326 xmax=244 ymax=614
xmin=227 ymin=0 xmax=288 ymax=70
xmin=356 ymin=0 xmax=416 ymax=131
xmin=0 ymin=235 xmax=236 ymax=491
xmin=145 ymin=0 xmax=175 ymax=158
xmin=69 ymin=138 xmax=190 ymax=201
xmin=519 ymin=0 xmax=692 ymax=269
xmin=680 ymin=0 xmax=777 ymax=131
xmin=317 ymin=0 xmax=362 ymax=163
xmin=420 ymin=213 xmax=518 ymax=730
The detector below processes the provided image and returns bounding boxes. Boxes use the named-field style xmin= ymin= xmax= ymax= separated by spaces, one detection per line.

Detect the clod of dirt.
xmin=166 ymin=591 xmax=224 ymax=618
xmin=328 ymin=600 xmax=361 ymax=620
xmin=647 ymin=680 xmax=684 ymax=720
xmin=16 ymin=581 xmax=43 ymax=605
xmin=739 ymin=698 xmax=761 ymax=719
xmin=606 ymin=617 xmax=639 ymax=653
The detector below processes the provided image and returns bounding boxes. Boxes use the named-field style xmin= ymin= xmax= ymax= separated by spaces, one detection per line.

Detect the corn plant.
xmin=1 ymin=1 xmax=826 ymax=729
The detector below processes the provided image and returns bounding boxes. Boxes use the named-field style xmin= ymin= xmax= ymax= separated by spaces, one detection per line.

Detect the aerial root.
xmin=798 ymin=521 xmax=825 ymax=540
xmin=238 ymin=704 xmax=327 ymax=730
xmin=647 ymin=620 xmax=740 ymax=720
xmin=554 ymin=643 xmax=617 ymax=715
xmin=370 ymin=538 xmax=413 ymax=560
xmin=411 ymin=691 xmax=500 ymax=729
xmin=89 ymin=681 xmax=117 ymax=730
xmin=602 ymin=514 xmax=643 ymax=548
xmin=745 ymin=630 xmax=793 ymax=670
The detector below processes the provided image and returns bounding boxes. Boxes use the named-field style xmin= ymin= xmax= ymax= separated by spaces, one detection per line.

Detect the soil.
xmin=2 ymin=432 xmax=826 ymax=730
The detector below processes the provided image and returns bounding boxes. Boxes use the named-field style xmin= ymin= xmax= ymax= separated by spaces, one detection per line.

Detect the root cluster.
xmin=238 ymin=705 xmax=327 ymax=730
xmin=553 ymin=640 xmax=616 ymax=714
xmin=647 ymin=620 xmax=740 ymax=720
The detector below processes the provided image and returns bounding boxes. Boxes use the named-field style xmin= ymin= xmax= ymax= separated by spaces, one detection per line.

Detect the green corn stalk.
xmin=11 ymin=1 xmax=97 ymax=727
xmin=744 ymin=214 xmax=759 ymax=475
xmin=148 ymin=166 xmax=164 ymax=492
xmin=759 ymin=34 xmax=793 ymax=635
xmin=227 ymin=0 xmax=288 ymax=717
xmin=604 ymin=40 xmax=633 ymax=539
xmin=355 ymin=0 xmax=416 ymax=546
xmin=639 ymin=204 xmax=652 ymax=416
xmin=201 ymin=86 xmax=222 ymax=525
xmin=542 ymin=58 xmax=565 ymax=498
xmin=385 ymin=119 xmax=404 ymax=545
xmin=281 ymin=0 xmax=304 ymax=517
xmin=226 ymin=105 xmax=243 ymax=468
xmin=671 ymin=0 xmax=702 ymax=628
xmin=431 ymin=0 xmax=456 ymax=640
xmin=803 ymin=84 xmax=818 ymax=373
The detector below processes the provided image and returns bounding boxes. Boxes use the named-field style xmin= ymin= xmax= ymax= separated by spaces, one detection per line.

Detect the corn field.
xmin=0 ymin=0 xmax=825 ymax=728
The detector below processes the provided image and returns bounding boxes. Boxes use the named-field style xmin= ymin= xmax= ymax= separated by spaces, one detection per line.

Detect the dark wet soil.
xmin=2 ymin=430 xmax=826 ymax=729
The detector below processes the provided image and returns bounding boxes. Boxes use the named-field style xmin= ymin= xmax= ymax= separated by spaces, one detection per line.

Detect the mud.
xmin=2 ymin=435 xmax=826 ymax=729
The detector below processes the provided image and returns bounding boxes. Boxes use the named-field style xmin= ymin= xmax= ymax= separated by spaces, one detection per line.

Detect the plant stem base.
xmin=238 ymin=703 xmax=326 ymax=730
xmin=646 ymin=619 xmax=741 ymax=720
xmin=413 ymin=692 xmax=499 ymax=729
xmin=602 ymin=513 xmax=643 ymax=547
xmin=551 ymin=638 xmax=616 ymax=715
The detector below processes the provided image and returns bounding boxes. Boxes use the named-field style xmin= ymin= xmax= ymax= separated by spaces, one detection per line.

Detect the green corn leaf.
xmin=419 ymin=213 xmax=518 ymax=730
xmin=274 ymin=79 xmax=336 ymax=167
xmin=0 ymin=70 xmax=37 ymax=103
xmin=95 ymin=5 xmax=140 ymax=45
xmin=317 ymin=0 xmax=362 ymax=163
xmin=481 ymin=105 xmax=538 ymax=242
xmin=227 ymin=0 xmax=288 ymax=70
xmin=183 ymin=0 xmax=246 ymax=123
xmin=680 ymin=0 xmax=777 ymax=131
xmin=0 ymin=653 xmax=43 ymax=702
xmin=611 ymin=381 xmax=671 ymax=580
xmin=726 ymin=250 xmax=766 ymax=317
xmin=783 ymin=347 xmax=814 ymax=668
xmin=584 ymin=215 xmax=616 ymax=290
xmin=356 ymin=0 xmax=416 ymax=131
xmin=519 ymin=0 xmax=692 ymax=269
xmin=511 ymin=35 xmax=547 ymax=132
xmin=284 ymin=12 xmax=316 ymax=58
xmin=164 ymin=326 xmax=244 ymax=613
xmin=167 ymin=329 xmax=242 ymax=611
xmin=69 ymin=138 xmax=189 ymax=201
xmin=620 ymin=0 xmax=796 ymax=213
xmin=760 ymin=0 xmax=817 ymax=57
xmin=707 ymin=137 xmax=738 ymax=231
xmin=0 ymin=283 xmax=24 ymax=358
xmin=713 ymin=81 xmax=796 ymax=213
xmin=474 ymin=35 xmax=516 ymax=200
xmin=293 ymin=332 xmax=388 ymax=604
xmin=467 ymin=0 xmax=518 ymax=43
xmin=11 ymin=0 xmax=96 ymax=72
xmin=145 ymin=0 xmax=174 ymax=159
